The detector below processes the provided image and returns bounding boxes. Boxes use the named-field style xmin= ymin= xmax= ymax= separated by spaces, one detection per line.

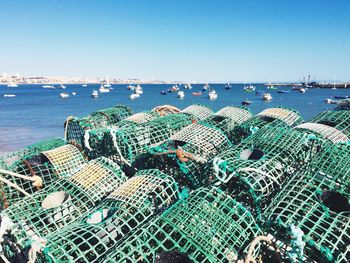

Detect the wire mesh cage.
xmin=37 ymin=169 xmax=180 ymax=263
xmin=181 ymin=104 xmax=214 ymax=121
xmin=0 ymin=157 xmax=127 ymax=262
xmin=263 ymin=144 xmax=350 ymax=262
xmin=64 ymin=105 xmax=132 ymax=145
xmin=201 ymin=106 xmax=253 ymax=137
xmin=0 ymin=144 xmax=87 ymax=209
xmin=104 ymin=187 xmax=262 ymax=263
xmin=136 ymin=123 xmax=232 ymax=189
xmin=210 ymin=123 xmax=313 ymax=218
xmin=230 ymin=107 xmax=303 ymax=144
xmin=307 ymin=110 xmax=350 ymax=137
xmin=83 ymin=113 xmax=193 ymax=168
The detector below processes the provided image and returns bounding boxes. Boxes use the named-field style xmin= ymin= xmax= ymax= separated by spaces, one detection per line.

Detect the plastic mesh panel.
xmin=182 ymin=104 xmax=214 ymax=121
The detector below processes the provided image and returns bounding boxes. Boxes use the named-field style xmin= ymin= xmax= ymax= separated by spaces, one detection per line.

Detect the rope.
xmin=23 ymin=160 xmax=42 ymax=190
xmin=152 ymin=105 xmax=181 ymax=116
xmin=110 ymin=129 xmax=133 ymax=167
xmin=64 ymin=116 xmax=74 ymax=140
xmin=0 ymin=169 xmax=43 ymax=190
xmin=0 ymin=175 xmax=31 ymax=197
xmin=153 ymin=149 xmax=206 ymax=163
xmin=245 ymin=235 xmax=280 ymax=263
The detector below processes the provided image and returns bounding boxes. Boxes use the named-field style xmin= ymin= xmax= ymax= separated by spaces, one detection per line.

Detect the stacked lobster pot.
xmin=82 ymin=113 xmax=194 ymax=173
xmin=262 ymin=144 xmax=350 ymax=262
xmin=135 ymin=122 xmax=232 ymax=189
xmin=181 ymin=104 xmax=214 ymax=121
xmin=0 ymin=157 xmax=127 ymax=262
xmin=208 ymin=123 xmax=315 ymax=218
xmin=0 ymin=143 xmax=86 ymax=210
xmin=201 ymin=106 xmax=253 ymax=138
xmin=230 ymin=107 xmax=303 ymax=144
xmin=64 ymin=105 xmax=132 ymax=145
xmin=34 ymin=169 xmax=180 ymax=262
xmin=103 ymin=187 xmax=262 ymax=263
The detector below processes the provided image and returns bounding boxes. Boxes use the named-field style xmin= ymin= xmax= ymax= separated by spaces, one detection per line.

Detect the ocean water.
xmin=0 ymin=83 xmax=347 ymax=153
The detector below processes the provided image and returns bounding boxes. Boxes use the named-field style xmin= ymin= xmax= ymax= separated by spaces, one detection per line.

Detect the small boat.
xmin=192 ymin=91 xmax=202 ymax=96
xmin=99 ymin=85 xmax=110 ymax=93
xmin=262 ymin=93 xmax=273 ymax=101
xmin=42 ymin=85 xmax=55 ymax=89
xmin=278 ymin=90 xmax=290 ymax=94
xmin=255 ymin=90 xmax=264 ymax=95
xmin=242 ymin=100 xmax=251 ymax=105
xmin=171 ymin=85 xmax=179 ymax=92
xmin=3 ymin=94 xmax=16 ymax=98
xmin=129 ymin=93 xmax=140 ymax=100
xmin=60 ymin=92 xmax=69 ymax=98
xmin=208 ymin=89 xmax=218 ymax=100
xmin=160 ymin=91 xmax=167 ymax=95
xmin=72 ymin=92 xmax=77 ymax=96
xmin=82 ymin=84 xmax=87 ymax=87
xmin=59 ymin=84 xmax=66 ymax=89
xmin=267 ymin=85 xmax=277 ymax=90
xmin=244 ymin=85 xmax=256 ymax=92
xmin=135 ymin=84 xmax=143 ymax=94
xmin=104 ymin=80 xmax=112 ymax=88
xmin=325 ymin=99 xmax=337 ymax=104
xmin=334 ymin=95 xmax=349 ymax=99
xmin=299 ymin=88 xmax=306 ymax=93
xmin=127 ymin=85 xmax=135 ymax=90
xmin=177 ymin=91 xmax=185 ymax=99
xmin=203 ymin=83 xmax=210 ymax=91
xmin=7 ymin=84 xmax=18 ymax=88
xmin=224 ymin=83 xmax=232 ymax=90
xmin=91 ymin=90 xmax=99 ymax=98
xmin=184 ymin=83 xmax=192 ymax=89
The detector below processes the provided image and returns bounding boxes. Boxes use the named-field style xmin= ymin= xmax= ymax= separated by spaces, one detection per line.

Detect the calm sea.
xmin=0 ymin=84 xmax=347 ymax=153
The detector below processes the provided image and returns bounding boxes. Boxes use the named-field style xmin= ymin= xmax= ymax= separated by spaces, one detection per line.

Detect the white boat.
xmin=299 ymin=88 xmax=306 ymax=93
xmin=184 ymin=83 xmax=192 ymax=89
xmin=325 ymin=98 xmax=337 ymax=104
xmin=99 ymin=85 xmax=110 ymax=93
xmin=91 ymin=90 xmax=99 ymax=98
xmin=171 ymin=85 xmax=179 ymax=92
xmin=135 ymin=84 xmax=143 ymax=94
xmin=71 ymin=92 xmax=77 ymax=96
xmin=177 ymin=91 xmax=185 ymax=99
xmin=104 ymin=80 xmax=112 ymax=88
xmin=208 ymin=89 xmax=218 ymax=100
xmin=59 ymin=84 xmax=66 ymax=89
xmin=82 ymin=84 xmax=87 ymax=87
xmin=203 ymin=83 xmax=210 ymax=90
xmin=7 ymin=84 xmax=18 ymax=88
xmin=4 ymin=94 xmax=16 ymax=98
xmin=42 ymin=85 xmax=55 ymax=89
xmin=244 ymin=85 xmax=256 ymax=92
xmin=60 ymin=92 xmax=69 ymax=98
xmin=127 ymin=85 xmax=135 ymax=90
xmin=129 ymin=93 xmax=140 ymax=100
xmin=224 ymin=83 xmax=232 ymax=90
xmin=262 ymin=93 xmax=273 ymax=101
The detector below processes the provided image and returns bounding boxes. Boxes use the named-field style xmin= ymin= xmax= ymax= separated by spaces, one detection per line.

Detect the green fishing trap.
xmin=201 ymin=106 xmax=252 ymax=137
xmin=263 ymin=144 xmax=350 ymax=262
xmin=83 ymin=113 xmax=193 ymax=167
xmin=181 ymin=104 xmax=214 ymax=120
xmin=230 ymin=107 xmax=303 ymax=144
xmin=0 ymin=144 xmax=86 ymax=209
xmin=210 ymin=123 xmax=314 ymax=218
xmin=37 ymin=169 xmax=180 ymax=263
xmin=104 ymin=187 xmax=262 ymax=263
xmin=0 ymin=157 xmax=127 ymax=263
xmin=64 ymin=105 xmax=132 ymax=145
xmin=136 ymin=123 xmax=232 ymax=189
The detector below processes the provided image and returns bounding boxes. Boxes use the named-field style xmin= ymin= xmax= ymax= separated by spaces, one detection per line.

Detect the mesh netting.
xmin=181 ymin=104 xmax=214 ymax=121
xmin=1 ymin=157 xmax=127 ymax=262
xmin=136 ymin=123 xmax=232 ymax=189
xmin=104 ymin=187 xmax=261 ymax=263
xmin=83 ymin=113 xmax=193 ymax=167
xmin=263 ymin=144 xmax=350 ymax=262
xmin=38 ymin=169 xmax=179 ymax=263
xmin=116 ymin=111 xmax=159 ymax=127
xmin=202 ymin=106 xmax=252 ymax=137
xmin=0 ymin=144 xmax=86 ymax=209
xmin=230 ymin=107 xmax=303 ymax=144
xmin=210 ymin=123 xmax=313 ymax=218
xmin=308 ymin=110 xmax=350 ymax=137
xmin=65 ymin=105 xmax=132 ymax=144
xmin=295 ymin=122 xmax=349 ymax=144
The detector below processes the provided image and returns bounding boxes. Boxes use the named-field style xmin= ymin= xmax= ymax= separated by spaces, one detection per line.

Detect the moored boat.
xmin=160 ymin=91 xmax=167 ymax=95
xmin=129 ymin=93 xmax=140 ymax=100
xmin=91 ymin=90 xmax=99 ymax=98
xmin=242 ymin=100 xmax=251 ymax=105
xmin=177 ymin=91 xmax=185 ymax=99
xmin=299 ymin=88 xmax=306 ymax=93
xmin=224 ymin=83 xmax=232 ymax=90
xmin=278 ymin=90 xmax=290 ymax=94
xmin=135 ymin=84 xmax=143 ymax=94
xmin=42 ymin=85 xmax=55 ymax=89
xmin=60 ymin=92 xmax=69 ymax=98
xmin=3 ymin=94 xmax=16 ymax=98
xmin=7 ymin=84 xmax=18 ymax=88
xmin=99 ymin=85 xmax=110 ymax=93
xmin=244 ymin=84 xmax=256 ymax=92
xmin=192 ymin=91 xmax=202 ymax=96
xmin=262 ymin=93 xmax=273 ymax=101
xmin=208 ymin=89 xmax=218 ymax=100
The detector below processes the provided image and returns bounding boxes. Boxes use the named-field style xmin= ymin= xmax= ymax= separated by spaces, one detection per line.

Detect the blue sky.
xmin=0 ymin=0 xmax=349 ymax=82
